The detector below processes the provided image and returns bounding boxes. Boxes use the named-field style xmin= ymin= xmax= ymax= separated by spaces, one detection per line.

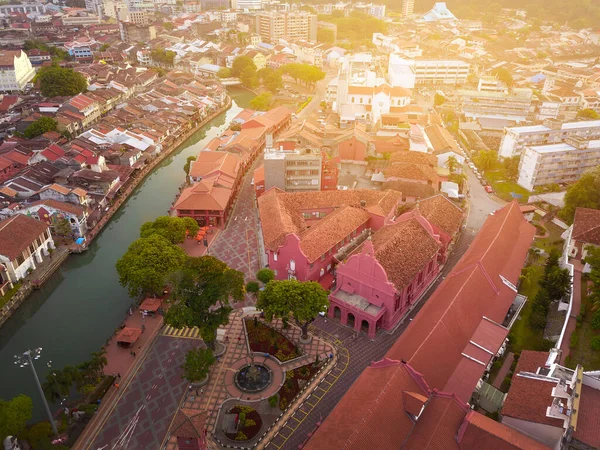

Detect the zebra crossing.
xmin=162 ymin=325 xmax=201 ymax=339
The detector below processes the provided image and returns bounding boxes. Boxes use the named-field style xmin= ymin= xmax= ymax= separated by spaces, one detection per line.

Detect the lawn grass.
xmin=567 ymin=280 xmax=600 ymax=370
xmin=510 ymin=265 xmax=547 ymax=353
xmin=0 ymin=282 xmax=21 ymax=309
xmin=534 ymin=221 xmax=566 ymax=253
xmin=485 ymin=169 xmax=531 ymax=203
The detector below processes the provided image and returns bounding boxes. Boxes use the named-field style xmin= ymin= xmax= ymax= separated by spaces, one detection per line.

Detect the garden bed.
xmin=277 ymin=362 xmax=320 ymax=411
xmin=224 ymin=405 xmax=263 ymax=441
xmin=566 ymin=283 xmax=600 ymax=370
xmin=245 ymin=319 xmax=299 ymax=362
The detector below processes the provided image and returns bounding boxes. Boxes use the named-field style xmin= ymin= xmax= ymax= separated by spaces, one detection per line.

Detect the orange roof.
xmin=253 ymin=165 xmax=265 ymax=183
xmin=115 ymin=327 xmax=141 ymax=344
xmin=173 ymin=180 xmax=233 ymax=212
xmin=572 ymin=207 xmax=600 ymax=246
xmin=28 ymin=199 xmax=85 ymax=217
xmin=189 ymin=151 xmax=241 ymax=181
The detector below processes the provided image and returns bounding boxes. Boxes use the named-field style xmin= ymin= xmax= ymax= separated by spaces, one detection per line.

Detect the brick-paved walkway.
xmin=209 ymin=159 xmax=262 ymax=286
xmin=164 ymin=310 xmax=333 ymax=450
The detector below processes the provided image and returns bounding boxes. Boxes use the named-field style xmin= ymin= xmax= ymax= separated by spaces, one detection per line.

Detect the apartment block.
xmin=0 ymin=50 xmax=35 ymax=92
xmin=264 ymin=147 xmax=322 ymax=192
xmin=0 ymin=3 xmax=45 ymax=14
xmin=499 ymin=118 xmax=600 ymax=158
xmin=256 ymin=12 xmax=317 ymax=43
xmin=456 ymin=87 xmax=533 ymax=122
xmin=119 ymin=22 xmax=156 ymax=42
xmin=401 ymin=0 xmax=414 ymax=17
xmin=517 ymin=137 xmax=600 ymax=191
xmin=388 ymin=54 xmax=470 ymax=89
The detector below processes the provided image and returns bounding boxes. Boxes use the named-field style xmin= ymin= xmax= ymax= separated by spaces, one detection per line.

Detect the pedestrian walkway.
xmin=559 ymin=267 xmax=583 ymax=364
xmin=163 ymin=325 xmax=201 ymax=339
xmin=492 ymin=352 xmax=514 ymax=389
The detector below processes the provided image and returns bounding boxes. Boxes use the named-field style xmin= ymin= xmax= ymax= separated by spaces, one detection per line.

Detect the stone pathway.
xmin=163 ymin=310 xmax=333 ymax=450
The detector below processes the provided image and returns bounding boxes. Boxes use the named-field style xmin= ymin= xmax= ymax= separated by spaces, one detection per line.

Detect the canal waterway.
xmin=0 ymin=88 xmax=254 ymax=420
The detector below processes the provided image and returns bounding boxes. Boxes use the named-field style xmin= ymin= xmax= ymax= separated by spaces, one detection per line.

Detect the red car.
xmin=485 ymin=186 xmax=493 ymax=193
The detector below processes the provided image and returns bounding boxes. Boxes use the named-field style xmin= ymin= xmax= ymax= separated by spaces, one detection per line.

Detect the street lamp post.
xmin=14 ymin=348 xmax=59 ymax=436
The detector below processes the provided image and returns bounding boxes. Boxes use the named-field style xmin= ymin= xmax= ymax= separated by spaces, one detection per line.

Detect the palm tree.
xmin=89 ymin=350 xmax=108 ymax=378
xmin=449 ymin=172 xmax=468 ymax=191
xmin=42 ymin=369 xmax=73 ymax=403
xmin=446 ymin=155 xmax=459 ymax=174
xmin=519 ymin=266 xmax=536 ymax=287
xmin=528 ymin=247 xmax=542 ymax=264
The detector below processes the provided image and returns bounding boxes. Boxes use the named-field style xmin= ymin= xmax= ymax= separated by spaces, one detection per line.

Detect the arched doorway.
xmin=347 ymin=313 xmax=355 ymax=329
xmin=361 ymin=320 xmax=370 ymax=334
xmin=334 ymin=306 xmax=341 ymax=319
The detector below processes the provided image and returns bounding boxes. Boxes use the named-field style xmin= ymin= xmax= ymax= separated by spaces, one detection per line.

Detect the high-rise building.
xmin=255 ymin=11 xmax=317 ymax=43
xmin=235 ymin=0 xmax=261 ymax=10
xmin=200 ymin=0 xmax=230 ymax=11
xmin=401 ymin=0 xmax=414 ymax=17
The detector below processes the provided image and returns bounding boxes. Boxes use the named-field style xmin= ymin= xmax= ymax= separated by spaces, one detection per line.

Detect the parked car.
xmin=485 ymin=185 xmax=493 ymax=193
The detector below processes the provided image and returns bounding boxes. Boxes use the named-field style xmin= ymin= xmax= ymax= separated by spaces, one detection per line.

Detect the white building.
xmin=517 ymin=137 xmax=600 ymax=191
xmin=499 ymin=118 xmax=600 ymax=158
xmin=0 ymin=214 xmax=54 ymax=284
xmin=0 ymin=3 xmax=45 ymax=14
xmin=0 ymin=50 xmax=35 ymax=92
xmin=236 ymin=0 xmax=261 ymax=10
xmin=388 ymin=54 xmax=470 ymax=88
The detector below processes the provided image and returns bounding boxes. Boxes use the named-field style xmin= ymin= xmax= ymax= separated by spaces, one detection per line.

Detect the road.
xmin=464 ymin=164 xmax=505 ymax=231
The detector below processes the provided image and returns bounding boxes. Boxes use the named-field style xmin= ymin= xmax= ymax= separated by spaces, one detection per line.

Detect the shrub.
xmin=513 ymin=353 xmax=520 ymax=361
xmin=246 ymin=281 xmax=260 ymax=294
xmin=238 ymin=412 xmax=246 ymax=428
xmin=569 ymin=331 xmax=579 ymax=349
xmin=591 ymin=310 xmax=600 ymax=330
xmin=591 ymin=336 xmax=600 ymax=351
xmin=28 ymin=422 xmax=53 ymax=449
xmin=237 ymin=405 xmax=254 ymax=414
xmin=285 ymin=370 xmax=294 ymax=379
xmin=529 ymin=306 xmax=548 ymax=329
xmin=235 ymin=431 xmax=248 ymax=441
xmin=256 ymin=268 xmax=275 ymax=284
xmin=576 ymin=314 xmax=583 ymax=324
xmin=492 ymin=360 xmax=502 ymax=371
xmin=268 ymin=395 xmax=278 ymax=408
xmin=244 ymin=419 xmax=256 ymax=427
xmin=502 ymin=376 xmax=512 ymax=388
xmin=279 ymin=396 xmax=288 ymax=410
xmin=298 ymin=365 xmax=311 ymax=378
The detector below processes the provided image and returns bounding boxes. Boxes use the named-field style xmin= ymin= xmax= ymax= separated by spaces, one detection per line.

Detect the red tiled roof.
xmin=457 ymin=410 xmax=550 ymax=449
xmin=384 ymin=162 xmax=439 ymax=184
xmin=189 ymin=151 xmax=241 ymax=181
xmin=0 ymin=215 xmax=49 ymax=260
xmin=572 ymin=207 xmax=600 ymax=246
xmin=414 ymin=194 xmax=464 ymax=237
xmin=173 ymin=180 xmax=232 ymax=212
xmin=501 ymin=375 xmax=562 ymax=428
xmin=27 ymin=199 xmax=85 ymax=217
xmin=572 ymin=384 xmax=600 ymax=448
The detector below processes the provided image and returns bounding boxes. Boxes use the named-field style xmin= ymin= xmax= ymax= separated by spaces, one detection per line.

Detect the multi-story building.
xmin=0 ymin=3 xmax=45 ymax=14
xmin=200 ymin=0 xmax=230 ymax=11
xmin=456 ymin=87 xmax=533 ymax=123
xmin=388 ymin=54 xmax=470 ymax=88
xmin=85 ymin=0 xmax=103 ymax=15
xmin=0 ymin=50 xmax=35 ymax=92
xmin=255 ymin=12 xmax=317 ymax=43
xmin=499 ymin=118 xmax=600 ymax=158
xmin=119 ymin=22 xmax=156 ymax=42
xmin=64 ymin=39 xmax=97 ymax=62
xmin=264 ymin=147 xmax=322 ymax=192
xmin=236 ymin=0 xmax=261 ymax=10
xmin=128 ymin=10 xmax=151 ymax=25
xmin=354 ymin=2 xmax=386 ymax=19
xmin=517 ymin=137 xmax=600 ymax=191
xmin=401 ymin=0 xmax=414 ymax=16
xmin=103 ymin=0 xmax=128 ymax=20
xmin=61 ymin=14 xmax=102 ymax=26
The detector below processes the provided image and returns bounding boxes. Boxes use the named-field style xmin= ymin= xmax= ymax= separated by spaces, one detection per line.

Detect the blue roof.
xmin=259 ymin=43 xmax=274 ymax=50
xmin=530 ymin=73 xmax=546 ymax=83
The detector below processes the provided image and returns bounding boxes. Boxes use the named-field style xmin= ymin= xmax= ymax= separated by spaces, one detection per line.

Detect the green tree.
xmin=231 ymin=55 xmax=256 ymax=77
xmin=559 ymin=166 xmax=600 ymax=223
xmin=184 ymin=155 xmax=197 ymax=180
xmin=434 ymin=93 xmax=446 ymax=106
xmin=541 ymin=266 xmax=572 ymax=300
xmin=116 ymin=234 xmax=187 ymax=298
xmin=182 ymin=347 xmax=215 ymax=382
xmin=99 ymin=43 xmax=110 ymax=52
xmin=150 ymin=48 xmax=176 ymax=66
xmin=217 ymin=67 xmax=231 ymax=78
xmin=0 ymin=395 xmax=33 ymax=439
xmin=317 ymin=28 xmax=335 ymax=43
xmin=42 ymin=370 xmax=71 ymax=403
xmin=164 ymin=256 xmax=245 ymax=349
xmin=28 ymin=422 xmax=53 ymax=449
xmin=35 ymin=65 xmax=87 ymax=97
xmin=163 ymin=21 xmax=174 ymax=31
xmin=52 ymin=216 xmax=71 ymax=237
xmin=474 ymin=150 xmax=498 ymax=171
xmin=544 ymin=248 xmax=561 ymax=276
xmin=282 ymin=63 xmax=325 ymax=87
xmin=246 ymin=280 xmax=260 ymax=298
xmin=140 ymin=216 xmax=200 ymax=245
xmin=503 ymin=155 xmax=521 ymax=181
xmin=577 ymin=108 xmax=600 ymax=120
xmin=583 ymin=247 xmax=600 ymax=311
xmin=250 ymin=92 xmax=273 ymax=111
xmin=239 ymin=66 xmax=258 ymax=89
xmin=256 ymin=268 xmax=275 ymax=284
xmin=22 ymin=116 xmax=58 ymax=139
xmin=264 ymin=71 xmax=283 ymax=93
xmin=257 ymin=280 xmax=329 ymax=340
xmin=491 ymin=67 xmax=514 ymax=87
xmin=445 ymin=155 xmax=459 ymax=174
xmin=88 ymin=349 xmax=108 ymax=378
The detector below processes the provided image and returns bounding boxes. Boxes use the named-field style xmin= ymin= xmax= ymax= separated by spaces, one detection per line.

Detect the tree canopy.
xmin=231 ymin=55 xmax=256 ymax=77
xmin=491 ymin=67 xmax=514 ymax=87
xmin=24 ymin=40 xmax=70 ymax=61
xmin=35 ymin=65 xmax=87 ymax=97
xmin=217 ymin=67 xmax=231 ymax=78
xmin=256 ymin=268 xmax=275 ymax=284
xmin=559 ymin=166 xmax=600 ymax=223
xmin=577 ymin=109 xmax=600 ymax=120
xmin=151 ymin=48 xmax=176 ymax=66
xmin=584 ymin=247 xmax=600 ymax=311
xmin=239 ymin=66 xmax=259 ymax=89
xmin=164 ymin=256 xmax=245 ymax=348
xmin=257 ymin=280 xmax=329 ymax=339
xmin=0 ymin=395 xmax=33 ymax=439
xmin=116 ymin=234 xmax=187 ymax=297
xmin=317 ymin=28 xmax=335 ymax=44
xmin=318 ymin=11 xmax=387 ymax=42
xmin=250 ymin=92 xmax=273 ymax=111
xmin=282 ymin=63 xmax=326 ymax=87
xmin=139 ymin=216 xmax=200 ymax=244
xmin=22 ymin=117 xmax=57 ymax=139
xmin=182 ymin=347 xmax=215 ymax=382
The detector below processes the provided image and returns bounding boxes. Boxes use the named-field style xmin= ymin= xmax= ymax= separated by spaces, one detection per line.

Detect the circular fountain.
xmin=234 ymin=362 xmax=272 ymax=393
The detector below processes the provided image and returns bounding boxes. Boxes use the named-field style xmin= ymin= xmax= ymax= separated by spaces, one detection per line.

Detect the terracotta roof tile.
xmin=415 ymin=194 xmax=464 ymax=237
xmin=572 ymin=207 xmax=600 ymax=246
xmin=382 ymin=180 xmax=436 ymax=199
xmin=572 ymin=384 xmax=600 ymax=448
xmin=0 ymin=215 xmax=49 ymax=260
xmin=384 ymin=162 xmax=439 ymax=185
xmin=27 ymin=199 xmax=85 ymax=217
xmin=457 ymin=410 xmax=550 ymax=449
xmin=391 ymin=151 xmax=437 ymax=167
xmin=501 ymin=375 xmax=562 ymax=428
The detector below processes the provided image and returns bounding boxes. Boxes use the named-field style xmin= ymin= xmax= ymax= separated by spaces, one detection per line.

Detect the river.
xmin=0 ymin=88 xmax=254 ymax=420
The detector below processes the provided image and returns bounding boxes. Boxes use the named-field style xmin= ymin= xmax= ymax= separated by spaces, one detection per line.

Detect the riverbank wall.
xmin=0 ymin=96 xmax=232 ymax=331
